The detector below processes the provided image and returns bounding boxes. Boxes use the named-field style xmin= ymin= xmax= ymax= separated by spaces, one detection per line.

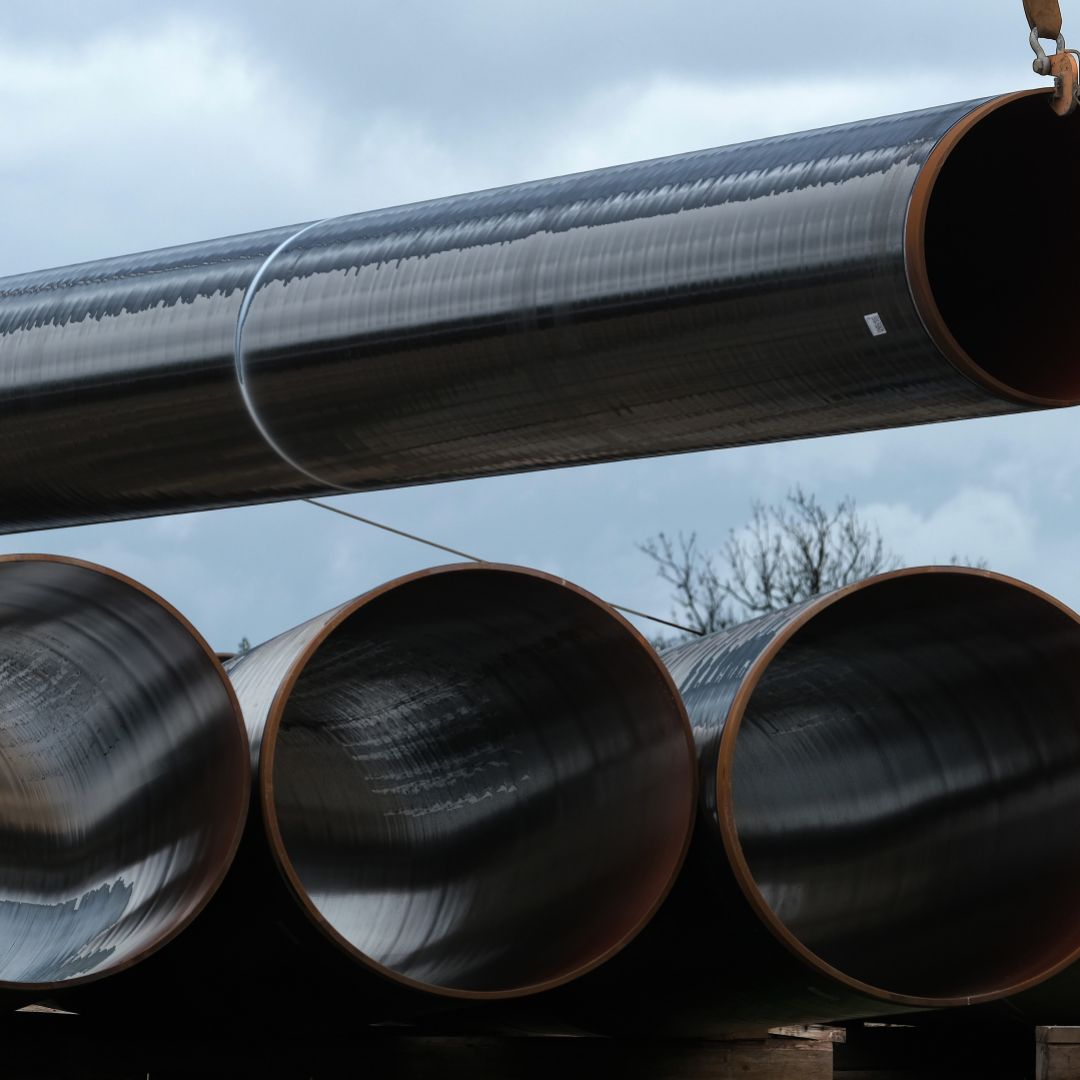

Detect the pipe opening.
xmin=728 ymin=571 xmax=1080 ymax=1001
xmin=0 ymin=557 xmax=248 ymax=990
xmin=264 ymin=566 xmax=694 ymax=997
xmin=911 ymin=92 xmax=1080 ymax=405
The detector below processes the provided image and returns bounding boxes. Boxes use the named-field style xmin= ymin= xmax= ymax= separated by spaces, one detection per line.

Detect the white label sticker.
xmin=864 ymin=312 xmax=887 ymax=337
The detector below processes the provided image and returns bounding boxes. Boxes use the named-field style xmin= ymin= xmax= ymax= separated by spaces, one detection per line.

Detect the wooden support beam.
xmin=1038 ymin=1026 xmax=1080 ymax=1079
xmin=769 ymin=1024 xmax=846 ymax=1043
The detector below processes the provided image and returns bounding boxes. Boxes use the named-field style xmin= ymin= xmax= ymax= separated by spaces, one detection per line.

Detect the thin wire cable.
xmin=305 ymin=498 xmax=481 ymax=562
xmin=303 ymin=498 xmax=705 ymax=637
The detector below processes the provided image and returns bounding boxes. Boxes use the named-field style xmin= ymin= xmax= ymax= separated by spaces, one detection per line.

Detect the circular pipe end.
xmin=0 ymin=555 xmax=249 ymax=993
xmin=907 ymin=89 xmax=1080 ymax=407
xmin=258 ymin=563 xmax=696 ymax=998
xmin=716 ymin=566 xmax=1080 ymax=1007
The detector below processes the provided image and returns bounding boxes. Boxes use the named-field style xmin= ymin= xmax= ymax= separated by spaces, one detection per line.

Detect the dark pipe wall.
xmin=559 ymin=568 xmax=1080 ymax=1034
xmin=0 ymin=92 xmax=1071 ymax=531
xmin=0 ymin=556 xmax=247 ymax=1006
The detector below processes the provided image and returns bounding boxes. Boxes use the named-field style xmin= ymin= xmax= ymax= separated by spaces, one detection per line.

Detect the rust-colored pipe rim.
xmin=906 ymin=87 xmax=1080 ymax=407
xmin=256 ymin=561 xmax=697 ymax=1000
xmin=0 ymin=554 xmax=250 ymax=994
xmin=713 ymin=564 xmax=1080 ymax=1008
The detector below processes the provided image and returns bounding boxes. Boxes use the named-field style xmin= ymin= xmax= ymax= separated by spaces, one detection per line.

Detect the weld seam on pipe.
xmin=233 ymin=216 xmax=352 ymax=491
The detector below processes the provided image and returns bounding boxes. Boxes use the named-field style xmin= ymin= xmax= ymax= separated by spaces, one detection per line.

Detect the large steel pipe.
xmin=0 ymin=555 xmax=248 ymax=1004
xmin=0 ymin=90 xmax=1076 ymax=532
xmin=566 ymin=568 xmax=1080 ymax=1034
xmin=87 ymin=563 xmax=695 ymax=1015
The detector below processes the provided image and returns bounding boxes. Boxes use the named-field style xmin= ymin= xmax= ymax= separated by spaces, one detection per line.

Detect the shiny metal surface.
xmin=0 ymin=555 xmax=248 ymax=999
xmin=569 ymin=568 xmax=1080 ymax=1034
xmin=0 ymin=92 xmax=1076 ymax=531
xmin=221 ymin=563 xmax=695 ymax=998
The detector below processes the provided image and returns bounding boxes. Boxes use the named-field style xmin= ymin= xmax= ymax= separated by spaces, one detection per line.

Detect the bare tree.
xmin=639 ymin=487 xmax=900 ymax=642
xmin=723 ymin=487 xmax=899 ymax=617
xmin=948 ymin=554 xmax=990 ymax=569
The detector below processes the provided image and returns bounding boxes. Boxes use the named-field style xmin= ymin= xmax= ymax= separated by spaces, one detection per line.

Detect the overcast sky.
xmin=0 ymin=2 xmax=1073 ymax=650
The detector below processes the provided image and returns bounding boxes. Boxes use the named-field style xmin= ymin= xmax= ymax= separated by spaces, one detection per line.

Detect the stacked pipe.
xmin=205 ymin=563 xmax=699 ymax=1011
xmin=562 ymin=568 xmax=1080 ymax=1034
xmin=0 ymin=86 xmax=1079 ymax=1032
xmin=0 ymin=556 xmax=247 ymax=1006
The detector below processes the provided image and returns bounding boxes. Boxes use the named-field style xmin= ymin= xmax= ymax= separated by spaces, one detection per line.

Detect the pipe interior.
xmin=730 ymin=573 xmax=1080 ymax=999
xmin=268 ymin=569 xmax=692 ymax=995
xmin=0 ymin=559 xmax=247 ymax=987
xmin=921 ymin=93 xmax=1080 ymax=402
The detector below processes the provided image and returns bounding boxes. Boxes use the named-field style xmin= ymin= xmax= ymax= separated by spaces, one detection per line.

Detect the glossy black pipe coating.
xmin=222 ymin=563 xmax=695 ymax=998
xmin=580 ymin=568 xmax=1080 ymax=1034
xmin=0 ymin=91 xmax=1076 ymax=532
xmin=0 ymin=556 xmax=248 ymax=1002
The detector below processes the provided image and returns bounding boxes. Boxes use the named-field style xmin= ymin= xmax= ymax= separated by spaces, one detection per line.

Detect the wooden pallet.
xmin=13 ymin=1011 xmax=1080 ymax=1078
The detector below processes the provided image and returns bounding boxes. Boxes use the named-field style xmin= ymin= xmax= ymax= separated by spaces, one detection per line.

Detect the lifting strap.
xmin=1025 ymin=0 xmax=1064 ymax=38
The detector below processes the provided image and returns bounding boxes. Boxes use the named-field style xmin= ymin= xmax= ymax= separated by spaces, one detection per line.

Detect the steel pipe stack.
xmin=25 ymin=560 xmax=1080 ymax=1033
xmin=561 ymin=568 xmax=1080 ymax=1034
xmin=0 ymin=90 xmax=1075 ymax=530
xmin=0 ymin=555 xmax=247 ymax=1006
xmin=71 ymin=563 xmax=696 ymax=1017
xmin=3 ymin=82 xmax=1080 ymax=1038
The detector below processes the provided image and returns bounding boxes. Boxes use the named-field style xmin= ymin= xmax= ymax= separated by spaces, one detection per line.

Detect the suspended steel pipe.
xmin=0 ymin=90 xmax=1075 ymax=532
xmin=561 ymin=567 xmax=1080 ymax=1035
xmin=0 ymin=555 xmax=248 ymax=1005
xmin=78 ymin=563 xmax=695 ymax=1016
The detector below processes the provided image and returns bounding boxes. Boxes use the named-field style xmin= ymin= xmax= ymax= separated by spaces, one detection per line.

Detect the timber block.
xmin=1038 ymin=1027 xmax=1080 ymax=1080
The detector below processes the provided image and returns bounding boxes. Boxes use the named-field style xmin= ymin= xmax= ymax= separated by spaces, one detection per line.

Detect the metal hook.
xmin=1031 ymin=26 xmax=1068 ymax=74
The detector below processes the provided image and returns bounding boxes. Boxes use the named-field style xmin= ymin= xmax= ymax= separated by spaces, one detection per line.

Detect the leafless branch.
xmin=641 ymin=487 xmax=909 ymax=635
xmin=637 ymin=531 xmax=732 ymax=640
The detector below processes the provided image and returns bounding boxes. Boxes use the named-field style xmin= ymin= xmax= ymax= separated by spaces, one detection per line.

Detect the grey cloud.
xmin=8 ymin=2 xmax=1042 ymax=141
